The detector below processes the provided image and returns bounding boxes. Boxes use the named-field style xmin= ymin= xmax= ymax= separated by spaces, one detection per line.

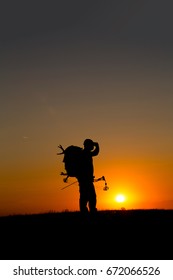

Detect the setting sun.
xmin=115 ymin=194 xmax=126 ymax=203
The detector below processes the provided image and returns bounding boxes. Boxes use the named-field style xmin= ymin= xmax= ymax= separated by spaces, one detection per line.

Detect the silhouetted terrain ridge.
xmin=1 ymin=209 xmax=172 ymax=260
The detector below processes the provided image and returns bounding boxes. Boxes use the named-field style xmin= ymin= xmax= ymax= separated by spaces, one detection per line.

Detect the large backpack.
xmin=58 ymin=145 xmax=83 ymax=178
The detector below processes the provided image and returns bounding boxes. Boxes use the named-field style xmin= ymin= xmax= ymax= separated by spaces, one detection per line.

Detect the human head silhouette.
xmin=83 ymin=139 xmax=94 ymax=151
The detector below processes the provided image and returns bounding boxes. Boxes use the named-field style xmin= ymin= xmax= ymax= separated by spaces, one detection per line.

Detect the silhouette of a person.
xmin=77 ymin=139 xmax=100 ymax=215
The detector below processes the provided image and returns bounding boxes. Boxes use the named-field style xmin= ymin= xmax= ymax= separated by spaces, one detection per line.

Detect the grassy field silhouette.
xmin=1 ymin=209 xmax=172 ymax=260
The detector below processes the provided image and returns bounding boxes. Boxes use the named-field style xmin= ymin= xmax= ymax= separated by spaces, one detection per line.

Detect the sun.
xmin=115 ymin=194 xmax=126 ymax=203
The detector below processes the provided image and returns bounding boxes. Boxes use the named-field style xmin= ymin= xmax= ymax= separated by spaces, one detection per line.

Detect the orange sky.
xmin=1 ymin=1 xmax=173 ymax=216
xmin=1 ymin=137 xmax=173 ymax=216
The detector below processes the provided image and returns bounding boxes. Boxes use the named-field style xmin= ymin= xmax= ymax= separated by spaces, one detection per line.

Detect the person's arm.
xmin=91 ymin=142 xmax=100 ymax=156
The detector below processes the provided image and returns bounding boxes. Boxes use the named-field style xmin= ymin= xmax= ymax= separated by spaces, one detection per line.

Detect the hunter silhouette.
xmin=77 ymin=139 xmax=100 ymax=214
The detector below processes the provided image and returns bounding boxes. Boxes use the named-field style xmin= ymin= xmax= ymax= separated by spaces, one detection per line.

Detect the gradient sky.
xmin=1 ymin=0 xmax=173 ymax=216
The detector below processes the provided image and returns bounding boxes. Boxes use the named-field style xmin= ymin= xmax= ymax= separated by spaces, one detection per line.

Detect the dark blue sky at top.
xmin=1 ymin=0 xmax=173 ymax=51
xmin=1 ymin=0 xmax=173 ymax=140
xmin=1 ymin=0 xmax=173 ymax=98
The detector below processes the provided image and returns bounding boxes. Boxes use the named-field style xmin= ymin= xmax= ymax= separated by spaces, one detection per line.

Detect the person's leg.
xmin=79 ymin=192 xmax=88 ymax=214
xmin=77 ymin=179 xmax=89 ymax=214
xmin=88 ymin=183 xmax=97 ymax=213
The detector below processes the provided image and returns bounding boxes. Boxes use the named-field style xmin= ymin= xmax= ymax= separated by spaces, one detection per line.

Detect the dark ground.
xmin=0 ymin=209 xmax=172 ymax=260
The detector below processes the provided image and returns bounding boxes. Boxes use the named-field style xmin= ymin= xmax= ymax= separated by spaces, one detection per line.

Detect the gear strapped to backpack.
xmin=57 ymin=145 xmax=83 ymax=181
xmin=57 ymin=143 xmax=109 ymax=191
